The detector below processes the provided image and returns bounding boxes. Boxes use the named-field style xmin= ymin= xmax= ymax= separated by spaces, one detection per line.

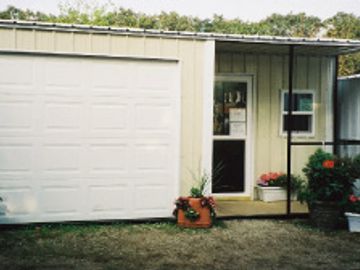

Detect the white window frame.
xmin=280 ymin=89 xmax=316 ymax=137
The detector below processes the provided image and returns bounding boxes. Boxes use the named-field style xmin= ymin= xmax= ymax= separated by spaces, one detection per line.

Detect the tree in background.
xmin=0 ymin=3 xmax=359 ymax=75
xmin=258 ymin=13 xmax=323 ymax=37
xmin=325 ymin=12 xmax=360 ymax=75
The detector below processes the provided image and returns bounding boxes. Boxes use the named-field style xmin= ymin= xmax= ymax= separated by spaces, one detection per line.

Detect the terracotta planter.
xmin=177 ymin=198 xmax=212 ymax=228
xmin=309 ymin=201 xmax=342 ymax=230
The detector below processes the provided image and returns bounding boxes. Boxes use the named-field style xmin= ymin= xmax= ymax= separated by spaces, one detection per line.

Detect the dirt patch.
xmin=0 ymin=220 xmax=359 ymax=270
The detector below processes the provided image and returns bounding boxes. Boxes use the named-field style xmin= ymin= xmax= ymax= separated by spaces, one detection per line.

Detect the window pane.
xmin=283 ymin=115 xmax=312 ymax=132
xmin=283 ymin=93 xmax=313 ymax=112
xmin=213 ymin=81 xmax=247 ymax=136
xmin=296 ymin=94 xmax=313 ymax=112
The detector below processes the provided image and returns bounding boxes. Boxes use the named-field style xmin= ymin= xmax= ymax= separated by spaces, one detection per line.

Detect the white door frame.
xmin=202 ymin=73 xmax=254 ymax=198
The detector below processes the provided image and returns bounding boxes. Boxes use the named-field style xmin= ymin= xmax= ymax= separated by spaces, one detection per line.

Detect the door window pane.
xmin=212 ymin=140 xmax=245 ymax=193
xmin=213 ymin=82 xmax=247 ymax=136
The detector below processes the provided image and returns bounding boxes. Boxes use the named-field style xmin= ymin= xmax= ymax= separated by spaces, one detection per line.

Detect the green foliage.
xmin=190 ymin=173 xmax=209 ymax=198
xmin=0 ymin=5 xmax=55 ymax=21
xmin=190 ymin=187 xmax=203 ymax=198
xmin=300 ymin=149 xmax=355 ymax=205
xmin=351 ymin=154 xmax=360 ymax=179
xmin=184 ymin=208 xmax=200 ymax=221
xmin=258 ymin=13 xmax=323 ymax=37
xmin=0 ymin=4 xmax=359 ymax=75
xmin=276 ymin=174 xmax=304 ymax=194
xmin=325 ymin=12 xmax=360 ymax=76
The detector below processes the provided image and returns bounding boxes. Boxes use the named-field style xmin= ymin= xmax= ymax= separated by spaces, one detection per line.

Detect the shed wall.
xmin=0 ymin=28 xmax=210 ymax=195
xmin=216 ymin=51 xmax=335 ymax=181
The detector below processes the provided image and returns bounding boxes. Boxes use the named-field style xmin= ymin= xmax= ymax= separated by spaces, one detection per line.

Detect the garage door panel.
xmin=135 ymin=63 xmax=178 ymax=92
xmin=40 ymin=144 xmax=82 ymax=173
xmin=90 ymin=62 xmax=131 ymax=89
xmin=0 ymin=143 xmax=33 ymax=173
xmin=0 ymin=55 xmax=180 ymax=224
xmin=88 ymin=184 xmax=130 ymax=214
xmin=43 ymin=60 xmax=83 ymax=88
xmin=134 ymin=103 xmax=174 ymax=132
xmin=43 ymin=101 xmax=82 ymax=131
xmin=0 ymin=185 xmax=36 ymax=216
xmin=133 ymin=185 xmax=172 ymax=217
xmin=132 ymin=174 xmax=173 ymax=185
xmin=88 ymin=143 xmax=129 ymax=173
xmin=0 ymin=58 xmax=33 ymax=86
xmin=39 ymin=185 xmax=81 ymax=215
xmin=134 ymin=143 xmax=172 ymax=172
xmin=90 ymin=103 xmax=129 ymax=132
xmin=0 ymin=100 xmax=34 ymax=131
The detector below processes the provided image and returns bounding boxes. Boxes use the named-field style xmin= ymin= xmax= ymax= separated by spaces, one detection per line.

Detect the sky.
xmin=0 ymin=0 xmax=359 ymax=22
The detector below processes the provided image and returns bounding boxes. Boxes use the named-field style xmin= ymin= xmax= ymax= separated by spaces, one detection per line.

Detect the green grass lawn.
xmin=0 ymin=219 xmax=359 ymax=270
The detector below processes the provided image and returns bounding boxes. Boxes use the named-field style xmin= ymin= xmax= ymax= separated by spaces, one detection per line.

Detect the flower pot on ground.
xmin=175 ymin=197 xmax=215 ymax=228
xmin=173 ymin=173 xmax=216 ymax=228
xmin=345 ymin=212 xmax=360 ymax=232
xmin=345 ymin=194 xmax=360 ymax=232
xmin=300 ymin=149 xmax=355 ymax=230
xmin=256 ymin=172 xmax=303 ymax=202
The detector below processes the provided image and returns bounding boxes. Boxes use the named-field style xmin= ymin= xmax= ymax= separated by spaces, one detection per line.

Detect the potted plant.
xmin=256 ymin=172 xmax=303 ymax=202
xmin=173 ymin=173 xmax=216 ymax=228
xmin=299 ymin=149 xmax=354 ymax=229
xmin=345 ymin=194 xmax=360 ymax=232
xmin=345 ymin=153 xmax=360 ymax=232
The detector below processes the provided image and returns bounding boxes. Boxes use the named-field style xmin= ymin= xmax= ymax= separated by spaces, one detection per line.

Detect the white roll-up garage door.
xmin=0 ymin=54 xmax=180 ymax=224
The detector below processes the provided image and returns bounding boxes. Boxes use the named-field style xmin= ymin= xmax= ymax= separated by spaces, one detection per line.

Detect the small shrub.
xmin=299 ymin=149 xmax=354 ymax=205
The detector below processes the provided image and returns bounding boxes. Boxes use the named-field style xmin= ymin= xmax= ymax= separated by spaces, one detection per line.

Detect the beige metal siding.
xmin=0 ymin=28 xmax=209 ymax=195
xmin=216 ymin=51 xmax=334 ymax=182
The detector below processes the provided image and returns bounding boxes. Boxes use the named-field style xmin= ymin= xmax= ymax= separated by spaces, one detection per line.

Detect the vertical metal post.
xmin=333 ymin=56 xmax=339 ymax=156
xmin=287 ymin=46 xmax=294 ymax=216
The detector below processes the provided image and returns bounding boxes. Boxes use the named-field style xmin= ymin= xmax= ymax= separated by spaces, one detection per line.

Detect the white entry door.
xmin=0 ymin=54 xmax=180 ymax=224
xmin=212 ymin=75 xmax=253 ymax=196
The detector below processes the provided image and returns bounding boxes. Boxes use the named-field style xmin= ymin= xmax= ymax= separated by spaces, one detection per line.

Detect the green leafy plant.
xmin=276 ymin=174 xmax=304 ymax=194
xmin=190 ymin=173 xmax=209 ymax=198
xmin=174 ymin=169 xmax=220 ymax=222
xmin=351 ymin=153 xmax=360 ymax=179
xmin=299 ymin=149 xmax=355 ymax=205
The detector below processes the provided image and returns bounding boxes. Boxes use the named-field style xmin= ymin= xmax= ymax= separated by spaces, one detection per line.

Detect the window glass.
xmin=282 ymin=91 xmax=314 ymax=134
xmin=213 ymin=81 xmax=247 ymax=136
xmin=283 ymin=93 xmax=313 ymax=112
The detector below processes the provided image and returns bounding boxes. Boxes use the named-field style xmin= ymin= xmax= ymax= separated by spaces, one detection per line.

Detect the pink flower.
xmin=260 ymin=174 xmax=270 ymax=182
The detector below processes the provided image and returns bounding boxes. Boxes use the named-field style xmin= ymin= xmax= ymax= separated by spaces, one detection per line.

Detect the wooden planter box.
xmin=177 ymin=198 xmax=212 ymax=228
xmin=256 ymin=186 xmax=297 ymax=202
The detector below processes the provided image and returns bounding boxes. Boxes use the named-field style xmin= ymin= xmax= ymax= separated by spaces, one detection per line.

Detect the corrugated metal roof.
xmin=1 ymin=19 xmax=360 ymax=56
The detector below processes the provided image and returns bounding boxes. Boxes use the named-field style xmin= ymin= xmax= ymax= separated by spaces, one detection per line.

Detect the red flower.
xmin=349 ymin=194 xmax=358 ymax=203
xmin=322 ymin=160 xmax=334 ymax=169
xmin=260 ymin=173 xmax=270 ymax=182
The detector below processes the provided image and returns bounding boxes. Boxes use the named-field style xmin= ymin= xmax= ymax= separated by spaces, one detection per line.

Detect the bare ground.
xmin=0 ymin=219 xmax=359 ymax=270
